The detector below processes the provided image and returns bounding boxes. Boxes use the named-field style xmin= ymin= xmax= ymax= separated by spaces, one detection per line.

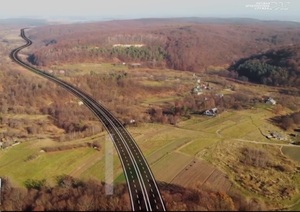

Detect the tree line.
xmin=0 ymin=175 xmax=266 ymax=211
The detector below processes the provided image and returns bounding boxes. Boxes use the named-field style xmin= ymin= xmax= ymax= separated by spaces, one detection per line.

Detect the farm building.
xmin=203 ymin=108 xmax=218 ymax=116
xmin=266 ymin=97 xmax=276 ymax=105
xmin=191 ymin=86 xmax=202 ymax=95
xmin=266 ymin=131 xmax=287 ymax=141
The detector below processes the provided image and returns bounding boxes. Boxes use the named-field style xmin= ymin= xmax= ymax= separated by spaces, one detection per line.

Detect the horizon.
xmin=0 ymin=0 xmax=299 ymax=23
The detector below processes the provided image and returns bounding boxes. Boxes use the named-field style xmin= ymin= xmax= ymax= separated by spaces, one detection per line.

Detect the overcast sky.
xmin=0 ymin=0 xmax=299 ymax=22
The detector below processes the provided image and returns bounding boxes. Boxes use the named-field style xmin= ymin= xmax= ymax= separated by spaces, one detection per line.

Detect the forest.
xmin=229 ymin=45 xmax=300 ymax=87
xmin=25 ymin=18 xmax=300 ymax=72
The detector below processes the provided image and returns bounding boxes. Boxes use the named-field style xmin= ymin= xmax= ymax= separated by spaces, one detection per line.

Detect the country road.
xmin=10 ymin=28 xmax=166 ymax=211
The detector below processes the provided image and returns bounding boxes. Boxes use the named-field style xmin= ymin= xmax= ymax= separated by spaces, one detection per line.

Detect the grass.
xmin=281 ymin=146 xmax=300 ymax=162
xmin=129 ymin=123 xmax=193 ymax=156
xmin=50 ymin=63 xmax=128 ymax=76
xmin=0 ymin=141 xmax=96 ymax=186
xmin=151 ymin=152 xmax=193 ymax=182
xmin=80 ymin=153 xmax=123 ymax=183
xmin=139 ymin=80 xmax=171 ymax=87
xmin=180 ymin=136 xmax=221 ymax=156
xmin=142 ymin=96 xmax=182 ymax=105
xmin=146 ymin=137 xmax=191 ymax=164
xmin=0 ymin=107 xmax=282 ymax=188
xmin=3 ymin=114 xmax=48 ymax=120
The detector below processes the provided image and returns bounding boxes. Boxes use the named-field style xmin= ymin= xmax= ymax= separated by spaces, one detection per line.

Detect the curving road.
xmin=10 ymin=28 xmax=166 ymax=211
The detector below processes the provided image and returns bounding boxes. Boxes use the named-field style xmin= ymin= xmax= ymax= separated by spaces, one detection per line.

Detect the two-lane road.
xmin=10 ymin=28 xmax=166 ymax=211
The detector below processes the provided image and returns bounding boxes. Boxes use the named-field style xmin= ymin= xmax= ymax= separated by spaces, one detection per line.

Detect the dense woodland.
xmin=229 ymin=45 xmax=300 ymax=87
xmin=25 ymin=18 xmax=300 ymax=71
xmin=0 ymin=175 xmax=266 ymax=211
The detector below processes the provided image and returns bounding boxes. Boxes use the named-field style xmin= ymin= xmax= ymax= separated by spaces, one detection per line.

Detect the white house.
xmin=204 ymin=108 xmax=218 ymax=116
xmin=266 ymin=97 xmax=276 ymax=105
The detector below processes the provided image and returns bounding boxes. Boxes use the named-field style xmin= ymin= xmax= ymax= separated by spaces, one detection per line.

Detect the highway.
xmin=10 ymin=28 xmax=166 ymax=211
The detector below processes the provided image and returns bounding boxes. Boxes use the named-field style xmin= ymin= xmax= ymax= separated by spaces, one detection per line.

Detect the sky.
xmin=0 ymin=0 xmax=299 ymax=22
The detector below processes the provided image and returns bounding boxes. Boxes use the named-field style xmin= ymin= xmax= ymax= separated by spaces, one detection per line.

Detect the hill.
xmin=25 ymin=18 xmax=300 ymax=71
xmin=229 ymin=45 xmax=300 ymax=87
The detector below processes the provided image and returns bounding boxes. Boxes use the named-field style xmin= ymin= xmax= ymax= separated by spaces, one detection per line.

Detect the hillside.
xmin=229 ymin=45 xmax=300 ymax=87
xmin=25 ymin=18 xmax=300 ymax=71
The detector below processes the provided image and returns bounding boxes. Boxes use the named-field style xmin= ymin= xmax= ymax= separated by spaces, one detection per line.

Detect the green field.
xmin=151 ymin=152 xmax=193 ymax=182
xmin=0 ymin=141 xmax=97 ymax=186
xmin=50 ymin=63 xmax=128 ymax=76
xmin=281 ymin=146 xmax=300 ymax=162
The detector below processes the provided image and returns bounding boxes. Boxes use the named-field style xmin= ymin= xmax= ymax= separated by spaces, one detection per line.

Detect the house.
xmin=266 ymin=97 xmax=276 ymax=105
xmin=191 ymin=86 xmax=202 ymax=95
xmin=130 ymin=63 xmax=142 ymax=68
xmin=59 ymin=70 xmax=65 ymax=75
xmin=203 ymin=108 xmax=218 ymax=116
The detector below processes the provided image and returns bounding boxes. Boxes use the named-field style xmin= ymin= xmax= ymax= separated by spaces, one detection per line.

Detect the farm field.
xmin=50 ymin=63 xmax=129 ymax=76
xmin=171 ymin=158 xmax=232 ymax=193
xmin=281 ymin=146 xmax=300 ymax=162
xmin=151 ymin=152 xmax=193 ymax=182
xmin=1 ymin=106 xmax=293 ymax=188
xmin=0 ymin=141 xmax=97 ymax=186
